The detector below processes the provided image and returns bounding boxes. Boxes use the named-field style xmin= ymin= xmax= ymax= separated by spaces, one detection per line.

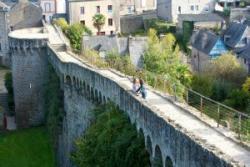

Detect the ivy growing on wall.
xmin=44 ymin=65 xmax=64 ymax=147
xmin=71 ymin=103 xmax=151 ymax=167
xmin=4 ymin=72 xmax=15 ymax=115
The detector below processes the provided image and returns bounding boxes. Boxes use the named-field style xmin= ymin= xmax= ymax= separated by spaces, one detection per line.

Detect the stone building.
xmin=67 ymin=0 xmax=120 ymax=35
xmin=190 ymin=29 xmax=228 ymax=72
xmin=40 ymin=0 xmax=66 ymax=23
xmin=0 ymin=0 xmax=43 ymax=66
xmin=157 ymin=0 xmax=215 ymax=22
xmin=119 ymin=0 xmax=156 ymax=15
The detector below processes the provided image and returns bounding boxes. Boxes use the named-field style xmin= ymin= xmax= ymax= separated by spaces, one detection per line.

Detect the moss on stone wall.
xmin=71 ymin=103 xmax=151 ymax=167
xmin=44 ymin=65 xmax=64 ymax=147
xmin=4 ymin=72 xmax=14 ymax=115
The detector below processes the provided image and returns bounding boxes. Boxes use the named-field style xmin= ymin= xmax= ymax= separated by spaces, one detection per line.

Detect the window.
xmin=44 ymin=2 xmax=51 ymax=12
xmin=0 ymin=43 xmax=2 ymax=51
xmin=96 ymin=6 xmax=100 ymax=13
xmin=108 ymin=18 xmax=113 ymax=26
xmin=80 ymin=20 xmax=85 ymax=25
xmin=80 ymin=7 xmax=84 ymax=14
xmin=178 ymin=6 xmax=181 ymax=13
xmin=196 ymin=5 xmax=199 ymax=11
xmin=108 ymin=5 xmax=112 ymax=13
xmin=190 ymin=5 xmax=194 ymax=11
xmin=110 ymin=31 xmax=114 ymax=35
xmin=244 ymin=58 xmax=247 ymax=64
xmin=128 ymin=6 xmax=133 ymax=13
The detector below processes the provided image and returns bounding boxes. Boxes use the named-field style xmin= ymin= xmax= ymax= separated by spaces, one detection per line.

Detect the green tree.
xmin=144 ymin=29 xmax=192 ymax=96
xmin=191 ymin=75 xmax=213 ymax=97
xmin=204 ymin=52 xmax=247 ymax=84
xmin=92 ymin=14 xmax=106 ymax=35
xmin=71 ymin=103 xmax=150 ymax=167
xmin=53 ymin=18 xmax=69 ymax=32
xmin=242 ymin=77 xmax=250 ymax=94
xmin=66 ymin=23 xmax=92 ymax=51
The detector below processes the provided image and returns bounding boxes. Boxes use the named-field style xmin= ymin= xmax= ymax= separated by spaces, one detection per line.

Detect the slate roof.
xmin=8 ymin=0 xmax=43 ymax=30
xmin=83 ymin=35 xmax=120 ymax=52
xmin=191 ymin=30 xmax=219 ymax=55
xmin=178 ymin=13 xmax=224 ymax=22
xmin=235 ymin=44 xmax=250 ymax=59
xmin=0 ymin=1 xmax=9 ymax=10
xmin=223 ymin=22 xmax=249 ymax=48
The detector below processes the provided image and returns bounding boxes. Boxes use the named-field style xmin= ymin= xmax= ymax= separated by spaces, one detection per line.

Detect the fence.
xmin=142 ymin=74 xmax=250 ymax=142
xmin=72 ymin=49 xmax=250 ymax=143
xmin=186 ymin=89 xmax=250 ymax=142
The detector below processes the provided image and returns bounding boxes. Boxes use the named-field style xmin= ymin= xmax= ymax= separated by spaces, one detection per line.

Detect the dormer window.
xmin=224 ymin=35 xmax=231 ymax=42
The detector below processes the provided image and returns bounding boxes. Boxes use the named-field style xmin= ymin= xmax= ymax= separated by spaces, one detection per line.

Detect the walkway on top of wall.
xmin=46 ymin=25 xmax=250 ymax=167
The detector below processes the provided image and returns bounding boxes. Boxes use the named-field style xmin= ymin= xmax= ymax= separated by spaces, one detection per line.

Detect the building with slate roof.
xmin=0 ymin=0 xmax=42 ymax=66
xmin=223 ymin=21 xmax=250 ymax=49
xmin=235 ymin=43 xmax=250 ymax=73
xmin=82 ymin=35 xmax=147 ymax=68
xmin=190 ymin=29 xmax=227 ymax=72
xmin=157 ymin=0 xmax=215 ymax=23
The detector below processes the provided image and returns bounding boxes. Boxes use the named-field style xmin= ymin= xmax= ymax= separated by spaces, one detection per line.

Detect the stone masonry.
xmin=9 ymin=24 xmax=250 ymax=167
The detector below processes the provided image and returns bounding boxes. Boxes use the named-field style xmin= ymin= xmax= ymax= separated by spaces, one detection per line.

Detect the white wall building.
xmin=40 ymin=0 xmax=66 ymax=23
xmin=120 ymin=0 xmax=156 ymax=15
xmin=68 ymin=0 xmax=119 ymax=35
xmin=157 ymin=0 xmax=216 ymax=22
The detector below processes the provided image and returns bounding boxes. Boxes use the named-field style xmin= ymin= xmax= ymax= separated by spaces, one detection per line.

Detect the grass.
xmin=0 ymin=127 xmax=56 ymax=167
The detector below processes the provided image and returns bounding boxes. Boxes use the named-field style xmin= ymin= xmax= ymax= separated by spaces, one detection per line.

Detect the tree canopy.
xmin=93 ymin=14 xmax=106 ymax=35
xmin=143 ymin=29 xmax=192 ymax=96
xmin=204 ymin=52 xmax=247 ymax=84
xmin=71 ymin=103 xmax=150 ymax=167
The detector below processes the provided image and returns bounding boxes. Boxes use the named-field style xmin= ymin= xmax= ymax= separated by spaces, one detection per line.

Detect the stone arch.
xmin=165 ymin=156 xmax=173 ymax=167
xmin=146 ymin=136 xmax=153 ymax=155
xmin=76 ymin=78 xmax=79 ymax=88
xmin=95 ymin=89 xmax=98 ymax=102
xmin=73 ymin=76 xmax=76 ymax=86
xmin=153 ymin=145 xmax=163 ymax=167
xmin=138 ymin=128 xmax=144 ymax=139
xmin=98 ymin=91 xmax=102 ymax=103
xmin=103 ymin=96 xmax=106 ymax=104
xmin=87 ymin=84 xmax=90 ymax=99
xmin=65 ymin=75 xmax=71 ymax=85
xmin=91 ymin=87 xmax=94 ymax=101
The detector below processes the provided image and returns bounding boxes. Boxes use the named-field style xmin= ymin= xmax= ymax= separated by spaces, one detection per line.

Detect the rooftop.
xmin=8 ymin=28 xmax=48 ymax=39
xmin=178 ymin=13 xmax=225 ymax=22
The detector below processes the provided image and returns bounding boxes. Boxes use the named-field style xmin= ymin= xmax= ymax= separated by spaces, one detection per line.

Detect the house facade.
xmin=40 ymin=0 xmax=66 ymax=23
xmin=223 ymin=21 xmax=250 ymax=49
xmin=120 ymin=0 xmax=156 ymax=15
xmin=40 ymin=0 xmax=56 ymax=22
xmin=157 ymin=0 xmax=215 ymax=22
xmin=236 ymin=44 xmax=250 ymax=74
xmin=190 ymin=30 xmax=228 ymax=72
xmin=67 ymin=0 xmax=119 ymax=35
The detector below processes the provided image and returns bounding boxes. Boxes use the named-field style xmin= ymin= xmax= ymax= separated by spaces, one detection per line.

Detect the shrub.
xmin=211 ymin=80 xmax=235 ymax=102
xmin=53 ymin=18 xmax=69 ymax=32
xmin=71 ymin=103 xmax=150 ymax=167
xmin=242 ymin=77 xmax=250 ymax=94
xmin=204 ymin=53 xmax=247 ymax=85
xmin=144 ymin=19 xmax=176 ymax=35
xmin=191 ymin=75 xmax=213 ymax=97
xmin=66 ymin=23 xmax=92 ymax=51
xmin=224 ymin=89 xmax=249 ymax=111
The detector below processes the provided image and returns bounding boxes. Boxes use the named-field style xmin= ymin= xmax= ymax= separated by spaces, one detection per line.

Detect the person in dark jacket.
xmin=136 ymin=79 xmax=147 ymax=99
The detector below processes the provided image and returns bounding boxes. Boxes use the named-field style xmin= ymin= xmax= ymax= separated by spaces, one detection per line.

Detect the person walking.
xmin=132 ymin=78 xmax=140 ymax=95
xmin=136 ymin=79 xmax=147 ymax=99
